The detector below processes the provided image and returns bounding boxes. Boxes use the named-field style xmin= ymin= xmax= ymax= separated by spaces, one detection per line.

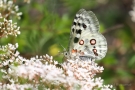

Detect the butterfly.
xmin=64 ymin=9 xmax=107 ymax=60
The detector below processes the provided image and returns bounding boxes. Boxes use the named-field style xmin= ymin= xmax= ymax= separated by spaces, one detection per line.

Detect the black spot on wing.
xmin=73 ymin=22 xmax=76 ymax=25
xmin=82 ymin=23 xmax=87 ymax=29
xmin=72 ymin=28 xmax=74 ymax=33
xmin=74 ymin=37 xmax=79 ymax=43
xmin=76 ymin=29 xmax=82 ymax=34
xmin=78 ymin=23 xmax=81 ymax=26
xmin=75 ymin=16 xmax=77 ymax=19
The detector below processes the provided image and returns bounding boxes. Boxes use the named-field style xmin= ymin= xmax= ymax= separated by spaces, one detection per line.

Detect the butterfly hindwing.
xmin=80 ymin=32 xmax=107 ymax=60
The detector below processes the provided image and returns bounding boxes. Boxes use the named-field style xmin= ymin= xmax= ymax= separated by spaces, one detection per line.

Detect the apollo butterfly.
xmin=64 ymin=9 xmax=107 ymax=60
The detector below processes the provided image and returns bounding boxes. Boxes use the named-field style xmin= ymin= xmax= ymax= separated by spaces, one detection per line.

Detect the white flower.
xmin=0 ymin=18 xmax=20 ymax=37
xmin=0 ymin=42 xmax=113 ymax=90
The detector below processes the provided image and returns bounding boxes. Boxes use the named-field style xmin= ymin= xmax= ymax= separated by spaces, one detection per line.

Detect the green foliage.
xmin=0 ymin=71 xmax=3 ymax=81
xmin=128 ymin=55 xmax=135 ymax=68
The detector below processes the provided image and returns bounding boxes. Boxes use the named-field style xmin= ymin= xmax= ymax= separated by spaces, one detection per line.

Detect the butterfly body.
xmin=64 ymin=9 xmax=107 ymax=60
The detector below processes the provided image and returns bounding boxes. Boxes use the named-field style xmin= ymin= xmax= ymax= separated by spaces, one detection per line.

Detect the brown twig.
xmin=102 ymin=24 xmax=124 ymax=34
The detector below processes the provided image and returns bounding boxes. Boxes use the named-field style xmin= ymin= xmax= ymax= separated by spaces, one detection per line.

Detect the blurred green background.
xmin=1 ymin=0 xmax=135 ymax=89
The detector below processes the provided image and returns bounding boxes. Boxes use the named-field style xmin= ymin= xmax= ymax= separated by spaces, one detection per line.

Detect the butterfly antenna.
xmin=60 ymin=44 xmax=67 ymax=51
xmin=57 ymin=44 xmax=67 ymax=56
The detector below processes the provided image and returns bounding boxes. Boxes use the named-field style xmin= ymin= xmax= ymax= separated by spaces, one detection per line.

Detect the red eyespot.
xmin=79 ymin=40 xmax=84 ymax=45
xmin=71 ymin=49 xmax=77 ymax=53
xmin=90 ymin=39 xmax=96 ymax=45
xmin=93 ymin=49 xmax=98 ymax=56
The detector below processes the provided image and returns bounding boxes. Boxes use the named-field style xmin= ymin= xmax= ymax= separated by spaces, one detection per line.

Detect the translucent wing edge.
xmin=87 ymin=11 xmax=99 ymax=32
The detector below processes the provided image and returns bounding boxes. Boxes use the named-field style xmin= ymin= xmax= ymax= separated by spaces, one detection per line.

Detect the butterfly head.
xmin=60 ymin=44 xmax=70 ymax=59
xmin=63 ymin=51 xmax=70 ymax=59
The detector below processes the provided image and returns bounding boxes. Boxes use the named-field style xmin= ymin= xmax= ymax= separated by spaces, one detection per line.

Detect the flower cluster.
xmin=0 ymin=43 xmax=113 ymax=89
xmin=129 ymin=0 xmax=135 ymax=22
xmin=0 ymin=0 xmax=22 ymax=19
xmin=0 ymin=43 xmax=18 ymax=62
xmin=0 ymin=0 xmax=21 ymax=38
xmin=0 ymin=50 xmax=113 ymax=90
xmin=0 ymin=18 xmax=20 ymax=37
xmin=62 ymin=59 xmax=113 ymax=90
